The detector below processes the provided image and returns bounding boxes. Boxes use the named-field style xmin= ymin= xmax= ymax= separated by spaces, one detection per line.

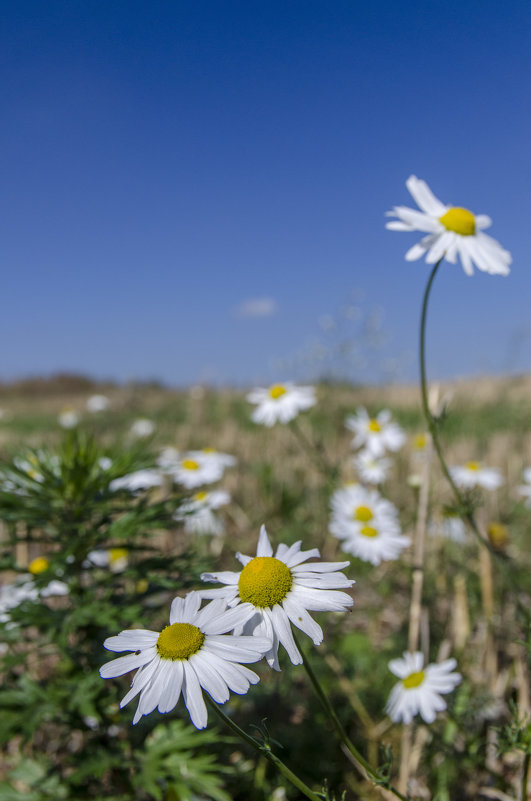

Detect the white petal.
xmin=189 ymin=653 xmax=230 ymax=703
xmin=406 ymin=175 xmax=447 ymax=216
xmin=282 ymin=597 xmax=323 ymax=645
xmin=182 ymin=661 xmax=208 ymax=729
xmin=270 ymin=605 xmax=302 ymax=665
xmin=200 ymin=571 xmax=241 ymax=586
xmin=103 ymin=630 xmax=159 ymax=652
xmin=201 ymin=603 xmax=255 ymax=634
xmin=157 ymin=660 xmax=184 ymax=713
xmin=120 ymin=656 xmax=161 ymax=708
xmin=257 ymin=525 xmax=273 ymax=557
xmin=100 ymin=648 xmax=156 ymax=678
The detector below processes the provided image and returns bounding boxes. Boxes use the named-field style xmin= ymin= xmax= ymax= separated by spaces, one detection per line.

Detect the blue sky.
xmin=1 ymin=1 xmax=529 ymax=386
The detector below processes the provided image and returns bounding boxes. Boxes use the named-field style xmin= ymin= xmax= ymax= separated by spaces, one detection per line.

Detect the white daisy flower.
xmin=429 ymin=513 xmax=467 ymax=544
xmin=58 ymin=408 xmax=80 ymax=429
xmin=175 ymin=490 xmax=231 ymax=536
xmin=385 ymin=651 xmax=461 ymax=725
xmin=329 ymin=485 xmax=410 ymax=566
xmin=87 ymin=548 xmax=129 ymax=573
xmin=353 ymin=449 xmax=392 ymax=485
xmin=191 ymin=448 xmax=237 ymax=470
xmin=200 ymin=525 xmax=354 ymax=670
xmin=99 ymin=593 xmax=270 ymax=729
xmin=386 ymin=175 xmax=511 ymax=277
xmin=518 ymin=468 xmax=531 ymax=507
xmin=130 ymin=419 xmax=155 ymax=438
xmin=247 ymin=383 xmax=316 ymax=427
xmin=450 ymin=461 xmax=503 ymax=491
xmin=0 ymin=577 xmax=68 ymax=625
xmin=169 ymin=453 xmax=224 ymax=489
xmin=86 ymin=394 xmax=110 ymax=413
xmin=109 ymin=469 xmax=163 ymax=493
xmin=345 ymin=408 xmax=405 ymax=458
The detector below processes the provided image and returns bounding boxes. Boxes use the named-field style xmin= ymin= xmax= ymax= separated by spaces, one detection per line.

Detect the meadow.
xmin=0 ymin=372 xmax=529 ymax=801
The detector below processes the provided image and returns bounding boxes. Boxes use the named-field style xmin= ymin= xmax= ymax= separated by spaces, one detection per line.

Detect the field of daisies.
xmin=0 ymin=178 xmax=529 ymax=801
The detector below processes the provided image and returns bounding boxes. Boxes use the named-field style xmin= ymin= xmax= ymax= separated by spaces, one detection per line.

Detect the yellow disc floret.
xmin=414 ymin=434 xmax=427 ymax=450
xmin=157 ymin=622 xmax=205 ymax=660
xmin=465 ymin=461 xmax=480 ymax=471
xmin=109 ymin=548 xmax=128 ymax=566
xmin=238 ymin=556 xmax=293 ymax=607
xmin=402 ymin=670 xmax=425 ymax=689
xmin=194 ymin=491 xmax=208 ymax=501
xmin=368 ymin=419 xmax=381 ymax=432
xmin=354 ymin=505 xmax=373 ymax=522
xmin=269 ymin=384 xmax=287 ymax=399
xmin=182 ymin=459 xmax=199 ymax=471
xmin=439 ymin=207 xmax=476 ymax=236
xmin=29 ymin=556 xmax=49 ymax=575
xmin=360 ymin=525 xmax=378 ymax=538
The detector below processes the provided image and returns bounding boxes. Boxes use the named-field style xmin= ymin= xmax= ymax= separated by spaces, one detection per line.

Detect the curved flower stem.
xmin=206 ymin=697 xmax=323 ymax=801
xmin=522 ymin=752 xmax=530 ymax=801
xmin=419 ymin=260 xmax=531 ymax=625
xmin=294 ymin=635 xmax=411 ymax=801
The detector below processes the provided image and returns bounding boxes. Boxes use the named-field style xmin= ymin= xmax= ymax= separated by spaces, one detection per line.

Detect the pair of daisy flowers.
xmin=100 ymin=526 xmax=353 ymax=728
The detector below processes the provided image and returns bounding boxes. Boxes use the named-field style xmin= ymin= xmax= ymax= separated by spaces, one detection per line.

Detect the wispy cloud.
xmin=235 ymin=297 xmax=278 ymax=319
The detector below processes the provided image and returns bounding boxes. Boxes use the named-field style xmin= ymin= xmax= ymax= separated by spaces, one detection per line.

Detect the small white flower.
xmin=329 ymin=484 xmax=410 ymax=565
xmin=58 ymin=408 xmax=80 ymax=429
xmin=130 ymin=419 xmax=155 ymax=438
xmin=353 ymin=450 xmax=392 ymax=485
xmin=386 ymin=175 xmax=511 ymax=276
xmin=175 ymin=490 xmax=231 ymax=536
xmin=386 ymin=651 xmax=461 ymax=724
xmin=200 ymin=526 xmax=354 ymax=670
xmin=518 ymin=468 xmax=531 ymax=507
xmin=87 ymin=548 xmax=129 ymax=573
xmin=189 ymin=448 xmax=237 ymax=471
xmin=98 ymin=457 xmax=113 ymax=471
xmin=87 ymin=395 xmax=110 ymax=413
xmin=109 ymin=469 xmax=163 ymax=493
xmin=247 ymin=383 xmax=316 ymax=427
xmin=99 ymin=593 xmax=270 ymax=729
xmin=450 ymin=461 xmax=503 ymax=491
xmin=0 ymin=577 xmax=68 ymax=625
xmin=169 ymin=453 xmax=224 ymax=489
xmin=346 ymin=408 xmax=405 ymax=458
xmin=429 ymin=513 xmax=467 ymax=543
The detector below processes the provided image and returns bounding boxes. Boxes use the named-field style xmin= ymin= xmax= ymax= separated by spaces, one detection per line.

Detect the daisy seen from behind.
xmin=329 ymin=484 xmax=410 ymax=566
xmin=450 ymin=461 xmax=503 ymax=491
xmin=385 ymin=651 xmax=461 ymax=725
xmin=200 ymin=525 xmax=354 ymax=670
xmin=386 ymin=175 xmax=511 ymax=276
xmin=346 ymin=407 xmax=405 ymax=458
xmin=247 ymin=382 xmax=316 ymax=427
xmin=99 ymin=593 xmax=270 ymax=729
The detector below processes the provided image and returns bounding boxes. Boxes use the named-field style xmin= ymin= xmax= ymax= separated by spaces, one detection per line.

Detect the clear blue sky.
xmin=1 ymin=1 xmax=530 ymax=386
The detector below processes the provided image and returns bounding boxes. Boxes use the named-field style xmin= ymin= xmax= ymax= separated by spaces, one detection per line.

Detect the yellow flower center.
xmin=414 ymin=434 xmax=427 ymax=450
xmin=439 ymin=207 xmax=476 ymax=236
xmin=136 ymin=579 xmax=149 ymax=593
xmin=402 ymin=670 xmax=425 ymax=689
xmin=182 ymin=459 xmax=199 ymax=471
xmin=465 ymin=461 xmax=480 ymax=472
xmin=194 ymin=491 xmax=208 ymax=501
xmin=109 ymin=548 xmax=128 ymax=565
xmin=354 ymin=505 xmax=373 ymax=522
xmin=360 ymin=525 xmax=378 ymax=538
xmin=269 ymin=384 xmax=287 ymax=399
xmin=29 ymin=556 xmax=49 ymax=575
xmin=487 ymin=522 xmax=508 ymax=548
xmin=202 ymin=447 xmax=216 ymax=453
xmin=156 ymin=622 xmax=205 ymax=660
xmin=368 ymin=419 xmax=381 ymax=432
xmin=238 ymin=556 xmax=293 ymax=608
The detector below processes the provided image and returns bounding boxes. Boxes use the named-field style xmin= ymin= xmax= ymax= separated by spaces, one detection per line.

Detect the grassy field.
xmin=0 ymin=373 xmax=529 ymax=801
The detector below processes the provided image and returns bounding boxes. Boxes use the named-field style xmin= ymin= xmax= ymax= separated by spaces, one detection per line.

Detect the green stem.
xmin=206 ymin=697 xmax=323 ymax=801
xmin=295 ymin=635 xmax=410 ymax=801
xmin=419 ymin=260 xmax=530 ymax=625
